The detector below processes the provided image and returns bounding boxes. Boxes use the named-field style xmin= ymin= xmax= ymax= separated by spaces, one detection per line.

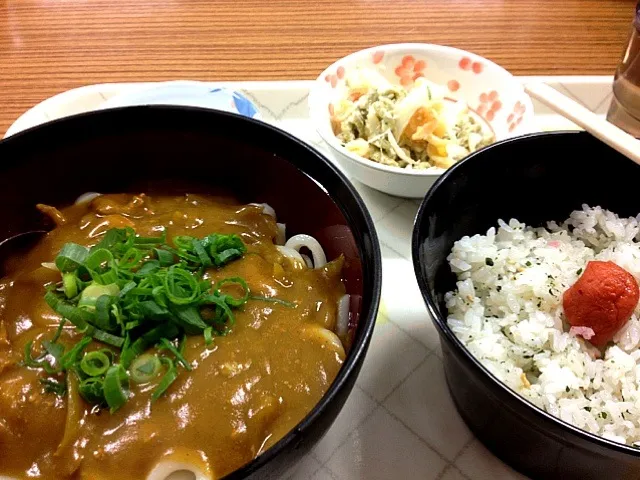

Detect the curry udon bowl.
xmin=0 ymin=106 xmax=381 ymax=480
xmin=412 ymin=131 xmax=640 ymax=479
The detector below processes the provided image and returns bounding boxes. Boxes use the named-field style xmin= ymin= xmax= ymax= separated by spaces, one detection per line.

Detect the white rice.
xmin=446 ymin=205 xmax=640 ymax=446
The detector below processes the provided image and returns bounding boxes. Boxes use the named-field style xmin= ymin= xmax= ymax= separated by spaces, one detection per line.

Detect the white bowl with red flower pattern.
xmin=309 ymin=43 xmax=535 ymax=198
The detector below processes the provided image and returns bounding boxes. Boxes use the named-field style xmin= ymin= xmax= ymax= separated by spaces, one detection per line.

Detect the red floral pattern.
xmin=324 ymin=73 xmax=338 ymax=88
xmin=459 ymin=57 xmax=484 ymax=75
xmin=459 ymin=57 xmax=472 ymax=70
xmin=447 ymin=80 xmax=460 ymax=92
xmin=476 ymin=90 xmax=502 ymax=121
xmin=324 ymin=67 xmax=345 ymax=88
xmin=325 ymin=65 xmax=347 ymax=88
xmin=395 ymin=55 xmax=427 ymax=86
xmin=508 ymin=101 xmax=527 ymax=132
xmin=472 ymin=62 xmax=484 ymax=74
xmin=322 ymin=51 xmax=528 ymax=136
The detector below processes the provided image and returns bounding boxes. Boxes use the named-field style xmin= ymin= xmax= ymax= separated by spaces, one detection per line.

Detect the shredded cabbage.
xmin=331 ymin=67 xmax=496 ymax=170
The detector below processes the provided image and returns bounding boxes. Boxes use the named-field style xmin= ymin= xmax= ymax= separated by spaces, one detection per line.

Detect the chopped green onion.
xmin=39 ymin=227 xmax=250 ymax=411
xmin=23 ymin=341 xmax=58 ymax=373
xmin=40 ymin=378 xmax=67 ymax=396
xmin=99 ymin=348 xmax=116 ymax=363
xmin=203 ymin=327 xmax=213 ymax=345
xmin=92 ymin=228 xmax=131 ymax=253
xmin=45 ymin=291 xmax=94 ymax=331
xmin=204 ymin=234 xmax=247 ymax=267
xmin=80 ymin=351 xmax=111 ymax=377
xmin=51 ymin=319 xmax=67 ymax=343
xmin=130 ymin=354 xmax=162 ymax=384
xmin=22 ymin=341 xmax=40 ymax=367
xmin=118 ymin=248 xmax=144 ymax=270
xmin=91 ymin=328 xmax=125 ymax=348
xmin=63 ymin=272 xmax=78 ymax=298
xmin=55 ymin=243 xmax=89 ymax=273
xmin=136 ymin=260 xmax=161 ymax=276
xmin=158 ymin=338 xmax=192 ymax=371
xmin=120 ymin=323 xmax=179 ymax=368
xmin=99 ymin=270 xmax=119 ymax=285
xmin=85 ymin=248 xmax=115 ymax=271
xmin=178 ymin=334 xmax=186 ymax=355
xmin=94 ymin=295 xmax=116 ymax=331
xmin=85 ymin=249 xmax=119 ymax=285
xmin=164 ymin=266 xmax=200 ymax=305
xmin=119 ymin=281 xmax=137 ymax=298
xmin=173 ymin=236 xmax=194 ymax=251
xmin=170 ymin=305 xmax=208 ymax=334
xmin=111 ymin=303 xmax=124 ymax=330
xmin=60 ymin=336 xmax=92 ymax=370
xmin=151 ymin=357 xmax=178 ymax=402
xmin=41 ymin=339 xmax=64 ymax=367
xmin=78 ymin=283 xmax=120 ymax=309
xmin=192 ymin=240 xmax=212 ymax=268
xmin=163 ymin=245 xmax=198 ymax=264
xmin=134 ymin=230 xmax=167 ymax=246
xmin=78 ymin=377 xmax=105 ymax=404
xmin=201 ymin=294 xmax=235 ymax=328
xmin=124 ymin=320 xmax=142 ymax=331
xmin=136 ymin=301 xmax=169 ymax=320
xmin=155 ymin=248 xmax=175 ymax=267
xmin=103 ymin=364 xmax=129 ymax=413
xmin=214 ymin=277 xmax=249 ymax=307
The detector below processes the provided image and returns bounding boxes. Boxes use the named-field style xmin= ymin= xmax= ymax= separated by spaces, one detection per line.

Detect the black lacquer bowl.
xmin=412 ymin=131 xmax=640 ymax=480
xmin=0 ymin=106 xmax=382 ymax=479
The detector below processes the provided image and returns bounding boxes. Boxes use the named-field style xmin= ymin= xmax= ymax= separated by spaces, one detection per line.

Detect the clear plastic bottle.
xmin=607 ymin=3 xmax=640 ymax=137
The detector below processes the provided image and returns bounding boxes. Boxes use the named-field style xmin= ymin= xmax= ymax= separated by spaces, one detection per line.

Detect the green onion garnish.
xmin=91 ymin=328 xmax=125 ymax=348
xmin=120 ymin=323 xmax=179 ymax=369
xmin=28 ymin=227 xmax=251 ymax=413
xmin=80 ymin=351 xmax=111 ymax=377
xmin=62 ymin=272 xmax=78 ymax=298
xmin=51 ymin=319 xmax=67 ymax=343
xmin=40 ymin=378 xmax=67 ymax=396
xmin=60 ymin=336 xmax=92 ymax=370
xmin=214 ymin=277 xmax=249 ymax=307
xmin=78 ymin=376 xmax=105 ymax=404
xmin=151 ymin=358 xmax=178 ymax=402
xmin=158 ymin=338 xmax=192 ymax=371
xmin=103 ymin=364 xmax=130 ymax=413
xmin=23 ymin=341 xmax=59 ymax=374
xmin=203 ymin=327 xmax=213 ymax=346
xmin=55 ymin=243 xmax=89 ymax=273
xmin=163 ymin=266 xmax=200 ymax=305
xmin=130 ymin=354 xmax=162 ymax=384
xmin=45 ymin=291 xmax=93 ymax=331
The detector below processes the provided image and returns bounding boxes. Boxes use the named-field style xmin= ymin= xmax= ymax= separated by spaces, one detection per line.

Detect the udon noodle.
xmin=0 ymin=193 xmax=350 ymax=480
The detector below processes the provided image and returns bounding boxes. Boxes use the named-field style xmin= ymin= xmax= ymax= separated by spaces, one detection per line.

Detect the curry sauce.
xmin=0 ymin=194 xmax=346 ymax=479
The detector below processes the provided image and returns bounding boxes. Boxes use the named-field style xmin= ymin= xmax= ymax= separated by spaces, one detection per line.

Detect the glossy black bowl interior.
xmin=412 ymin=131 xmax=640 ymax=480
xmin=0 ymin=106 xmax=381 ymax=479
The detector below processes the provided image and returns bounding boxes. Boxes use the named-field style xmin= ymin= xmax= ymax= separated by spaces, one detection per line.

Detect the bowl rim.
xmin=0 ymin=104 xmax=384 ymax=477
xmin=411 ymin=129 xmax=640 ymax=457
xmin=97 ymin=80 xmax=261 ymax=120
xmin=308 ymin=42 xmax=536 ymax=179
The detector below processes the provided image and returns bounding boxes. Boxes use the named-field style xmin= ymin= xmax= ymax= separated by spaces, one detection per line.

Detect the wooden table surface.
xmin=0 ymin=0 xmax=635 ymax=135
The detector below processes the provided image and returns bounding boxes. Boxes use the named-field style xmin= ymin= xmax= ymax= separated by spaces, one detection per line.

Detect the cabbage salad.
xmin=330 ymin=68 xmax=495 ymax=170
